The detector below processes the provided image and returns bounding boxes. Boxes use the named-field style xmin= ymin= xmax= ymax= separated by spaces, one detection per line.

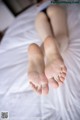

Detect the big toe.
xmin=29 ymin=72 xmax=49 ymax=95
xmin=49 ymin=78 xmax=59 ymax=88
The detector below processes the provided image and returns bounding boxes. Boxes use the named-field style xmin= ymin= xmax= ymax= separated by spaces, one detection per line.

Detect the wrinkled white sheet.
xmin=0 ymin=2 xmax=80 ymax=120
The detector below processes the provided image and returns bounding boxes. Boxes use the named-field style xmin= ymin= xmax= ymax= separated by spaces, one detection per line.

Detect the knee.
xmin=35 ymin=12 xmax=47 ymax=23
xmin=46 ymin=5 xmax=63 ymax=17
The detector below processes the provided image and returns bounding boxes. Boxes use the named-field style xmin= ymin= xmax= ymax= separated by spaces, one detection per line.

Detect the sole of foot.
xmin=44 ymin=36 xmax=67 ymax=88
xmin=28 ymin=43 xmax=49 ymax=95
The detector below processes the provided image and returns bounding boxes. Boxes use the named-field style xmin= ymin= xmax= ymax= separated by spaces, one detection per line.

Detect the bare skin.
xmin=28 ymin=43 xmax=49 ymax=95
xmin=44 ymin=36 xmax=67 ymax=88
xmin=28 ymin=5 xmax=68 ymax=95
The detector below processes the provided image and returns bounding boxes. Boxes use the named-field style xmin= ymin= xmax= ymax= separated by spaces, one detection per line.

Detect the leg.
xmin=28 ymin=43 xmax=49 ymax=95
xmin=28 ymin=12 xmax=53 ymax=95
xmin=46 ymin=5 xmax=69 ymax=52
xmin=35 ymin=12 xmax=59 ymax=55
xmin=35 ymin=12 xmax=67 ymax=88
xmin=35 ymin=12 xmax=53 ymax=41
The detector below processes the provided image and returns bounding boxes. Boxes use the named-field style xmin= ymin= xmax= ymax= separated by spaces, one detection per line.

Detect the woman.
xmin=28 ymin=3 xmax=68 ymax=95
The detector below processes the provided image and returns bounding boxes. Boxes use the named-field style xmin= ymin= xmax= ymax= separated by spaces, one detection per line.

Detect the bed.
xmin=0 ymin=1 xmax=80 ymax=120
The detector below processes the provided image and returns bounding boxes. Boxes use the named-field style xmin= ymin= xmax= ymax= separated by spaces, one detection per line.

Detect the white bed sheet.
xmin=0 ymin=2 xmax=80 ymax=120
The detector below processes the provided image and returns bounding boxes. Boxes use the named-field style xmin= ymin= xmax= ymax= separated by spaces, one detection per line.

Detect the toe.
xmin=57 ymin=80 xmax=63 ymax=86
xmin=30 ymin=82 xmax=42 ymax=95
xmin=61 ymin=66 xmax=67 ymax=73
xmin=61 ymin=72 xmax=66 ymax=78
xmin=45 ymin=66 xmax=59 ymax=80
xmin=60 ymin=76 xmax=65 ymax=82
xmin=49 ymin=78 xmax=59 ymax=88
xmin=54 ymin=75 xmax=63 ymax=86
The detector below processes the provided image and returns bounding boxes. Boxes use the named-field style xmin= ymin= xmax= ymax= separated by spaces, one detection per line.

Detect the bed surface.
xmin=0 ymin=2 xmax=80 ymax=120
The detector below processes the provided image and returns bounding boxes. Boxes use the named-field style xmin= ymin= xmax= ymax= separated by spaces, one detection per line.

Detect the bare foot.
xmin=44 ymin=36 xmax=67 ymax=88
xmin=28 ymin=43 xmax=49 ymax=95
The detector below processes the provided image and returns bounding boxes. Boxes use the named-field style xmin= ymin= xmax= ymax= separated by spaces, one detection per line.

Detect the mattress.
xmin=0 ymin=2 xmax=80 ymax=120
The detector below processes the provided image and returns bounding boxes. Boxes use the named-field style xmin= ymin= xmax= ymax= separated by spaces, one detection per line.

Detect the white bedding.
xmin=0 ymin=2 xmax=80 ymax=120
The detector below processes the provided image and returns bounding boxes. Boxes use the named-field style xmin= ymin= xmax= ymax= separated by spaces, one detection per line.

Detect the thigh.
xmin=35 ymin=11 xmax=53 ymax=41
xmin=46 ymin=5 xmax=68 ymax=37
